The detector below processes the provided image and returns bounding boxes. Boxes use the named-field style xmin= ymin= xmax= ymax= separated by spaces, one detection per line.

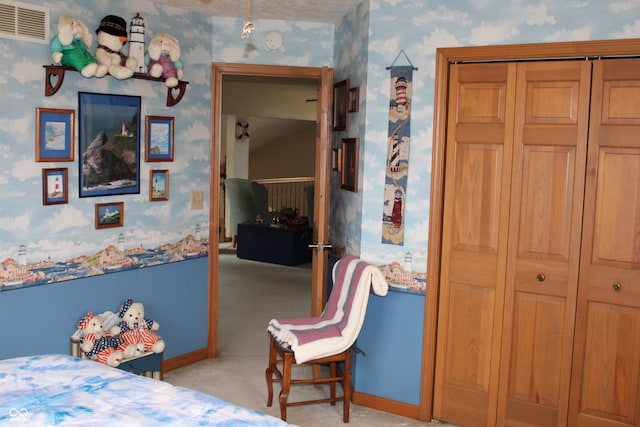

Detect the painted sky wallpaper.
xmin=1 ymin=0 xmax=640 ymax=292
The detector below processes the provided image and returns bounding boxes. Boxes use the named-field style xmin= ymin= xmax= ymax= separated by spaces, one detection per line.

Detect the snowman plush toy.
xmin=94 ymin=15 xmax=138 ymax=79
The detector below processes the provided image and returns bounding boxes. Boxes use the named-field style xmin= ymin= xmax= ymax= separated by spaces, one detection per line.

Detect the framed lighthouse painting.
xmin=42 ymin=168 xmax=68 ymax=205
xmin=78 ymin=92 xmax=141 ymax=198
xmin=333 ymin=79 xmax=349 ymax=131
xmin=340 ymin=138 xmax=358 ymax=192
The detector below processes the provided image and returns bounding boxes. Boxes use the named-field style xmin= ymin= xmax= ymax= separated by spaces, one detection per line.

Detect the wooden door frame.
xmin=207 ymin=63 xmax=333 ymax=358
xmin=422 ymin=38 xmax=640 ymax=421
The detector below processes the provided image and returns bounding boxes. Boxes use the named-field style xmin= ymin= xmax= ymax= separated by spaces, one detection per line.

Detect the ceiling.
xmin=152 ymin=0 xmax=361 ymax=24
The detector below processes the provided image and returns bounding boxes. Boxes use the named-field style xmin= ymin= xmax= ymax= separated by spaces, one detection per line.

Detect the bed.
xmin=0 ymin=354 xmax=292 ymax=426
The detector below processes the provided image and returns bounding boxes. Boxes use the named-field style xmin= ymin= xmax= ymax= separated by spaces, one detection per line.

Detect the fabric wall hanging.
xmin=381 ymin=55 xmax=415 ymax=246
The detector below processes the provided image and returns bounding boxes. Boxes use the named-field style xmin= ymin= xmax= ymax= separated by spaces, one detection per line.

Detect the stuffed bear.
xmin=77 ymin=311 xmax=128 ymax=367
xmin=111 ymin=299 xmax=165 ymax=354
xmin=50 ymin=14 xmax=107 ymax=78
xmin=145 ymin=33 xmax=183 ymax=88
xmin=94 ymin=15 xmax=137 ymax=79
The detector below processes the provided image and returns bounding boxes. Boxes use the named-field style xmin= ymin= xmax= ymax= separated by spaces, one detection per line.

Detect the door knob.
xmin=536 ymin=273 xmax=545 ymax=282
xmin=612 ymin=282 xmax=622 ymax=292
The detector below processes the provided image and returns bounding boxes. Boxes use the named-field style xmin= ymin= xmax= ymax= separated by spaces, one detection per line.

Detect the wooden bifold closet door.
xmin=434 ymin=58 xmax=640 ymax=427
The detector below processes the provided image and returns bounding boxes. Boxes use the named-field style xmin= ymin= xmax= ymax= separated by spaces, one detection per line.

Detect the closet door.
xmin=569 ymin=58 xmax=640 ymax=427
xmin=497 ymin=61 xmax=591 ymax=426
xmin=433 ymin=62 xmax=517 ymax=427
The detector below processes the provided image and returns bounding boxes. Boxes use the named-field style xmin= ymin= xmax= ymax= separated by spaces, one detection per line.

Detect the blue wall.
xmin=354 ymin=291 xmax=425 ymax=405
xmin=0 ymin=258 xmax=208 ymax=360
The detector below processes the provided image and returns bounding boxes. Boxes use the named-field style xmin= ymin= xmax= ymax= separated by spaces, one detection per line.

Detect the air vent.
xmin=0 ymin=0 xmax=49 ymax=44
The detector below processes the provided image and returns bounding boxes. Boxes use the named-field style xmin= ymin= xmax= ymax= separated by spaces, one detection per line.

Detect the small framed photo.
xmin=348 ymin=86 xmax=360 ymax=113
xmin=332 ymin=79 xmax=349 ymax=131
xmin=42 ymin=168 xmax=68 ymax=205
xmin=149 ymin=169 xmax=169 ymax=202
xmin=36 ymin=108 xmax=75 ymax=162
xmin=340 ymin=138 xmax=359 ymax=192
xmin=145 ymin=115 xmax=174 ymax=162
xmin=331 ymin=148 xmax=341 ymax=172
xmin=95 ymin=202 xmax=124 ymax=229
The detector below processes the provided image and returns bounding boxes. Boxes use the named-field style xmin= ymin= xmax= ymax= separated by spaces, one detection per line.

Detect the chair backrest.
xmin=252 ymin=181 xmax=270 ymax=223
xmin=225 ymin=178 xmax=258 ymax=234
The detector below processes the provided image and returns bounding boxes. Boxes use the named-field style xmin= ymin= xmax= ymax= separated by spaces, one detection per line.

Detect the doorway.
xmin=207 ymin=63 xmax=334 ymax=358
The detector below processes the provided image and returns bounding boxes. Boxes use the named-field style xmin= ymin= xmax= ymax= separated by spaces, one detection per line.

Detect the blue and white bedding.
xmin=0 ymin=354 xmax=292 ymax=426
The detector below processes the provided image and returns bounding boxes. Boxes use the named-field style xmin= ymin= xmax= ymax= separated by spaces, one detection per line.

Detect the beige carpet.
xmin=164 ymin=250 xmax=453 ymax=426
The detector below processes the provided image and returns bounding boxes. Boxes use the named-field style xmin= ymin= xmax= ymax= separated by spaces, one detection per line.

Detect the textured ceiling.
xmin=152 ymin=0 xmax=361 ymax=24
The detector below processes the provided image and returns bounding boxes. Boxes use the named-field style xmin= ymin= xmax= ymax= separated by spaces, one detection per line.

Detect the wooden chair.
xmin=266 ymin=334 xmax=351 ymax=422
xmin=265 ymin=255 xmax=389 ymax=423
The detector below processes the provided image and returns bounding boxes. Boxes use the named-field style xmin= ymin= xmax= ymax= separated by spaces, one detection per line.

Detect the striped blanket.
xmin=267 ymin=255 xmax=388 ymax=364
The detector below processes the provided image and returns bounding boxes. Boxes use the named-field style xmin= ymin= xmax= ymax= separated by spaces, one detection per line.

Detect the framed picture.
xmin=78 ymin=92 xmax=141 ymax=198
xmin=348 ymin=86 xmax=360 ymax=113
xmin=42 ymin=168 xmax=68 ymax=205
xmin=333 ymin=79 xmax=349 ymax=131
xmin=36 ymin=108 xmax=75 ymax=162
xmin=149 ymin=169 xmax=169 ymax=201
xmin=340 ymin=138 xmax=359 ymax=192
xmin=332 ymin=147 xmax=341 ymax=172
xmin=145 ymin=116 xmax=174 ymax=162
xmin=95 ymin=202 xmax=124 ymax=229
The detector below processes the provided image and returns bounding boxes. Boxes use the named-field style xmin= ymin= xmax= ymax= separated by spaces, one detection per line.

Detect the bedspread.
xmin=0 ymin=354 xmax=292 ymax=426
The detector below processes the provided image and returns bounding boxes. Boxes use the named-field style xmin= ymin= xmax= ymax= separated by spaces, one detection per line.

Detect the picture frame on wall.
xmin=340 ymin=138 xmax=359 ymax=192
xmin=348 ymin=86 xmax=360 ymax=113
xmin=42 ymin=168 xmax=68 ymax=205
xmin=332 ymin=79 xmax=349 ymax=131
xmin=78 ymin=92 xmax=141 ymax=198
xmin=35 ymin=108 xmax=75 ymax=162
xmin=149 ymin=169 xmax=169 ymax=202
xmin=332 ymin=147 xmax=341 ymax=172
xmin=95 ymin=202 xmax=124 ymax=229
xmin=145 ymin=116 xmax=174 ymax=162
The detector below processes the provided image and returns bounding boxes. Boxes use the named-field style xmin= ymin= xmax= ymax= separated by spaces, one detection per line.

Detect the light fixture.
xmin=241 ymin=0 xmax=256 ymax=38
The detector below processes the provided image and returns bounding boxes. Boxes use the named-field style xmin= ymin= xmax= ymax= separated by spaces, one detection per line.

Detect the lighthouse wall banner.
xmin=381 ymin=65 xmax=412 ymax=245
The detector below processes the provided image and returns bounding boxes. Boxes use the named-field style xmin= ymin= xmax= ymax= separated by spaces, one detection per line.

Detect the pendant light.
xmin=241 ymin=0 xmax=256 ymax=38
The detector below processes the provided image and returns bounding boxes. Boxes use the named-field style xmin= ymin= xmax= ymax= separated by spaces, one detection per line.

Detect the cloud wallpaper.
xmin=331 ymin=0 xmax=640 ymax=283
xmin=0 ymin=0 xmax=333 ymax=289
xmin=1 ymin=0 xmax=639 ymax=292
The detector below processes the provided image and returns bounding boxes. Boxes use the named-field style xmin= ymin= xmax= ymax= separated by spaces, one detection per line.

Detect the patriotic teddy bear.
xmin=110 ymin=299 xmax=165 ymax=354
xmin=77 ymin=311 xmax=140 ymax=367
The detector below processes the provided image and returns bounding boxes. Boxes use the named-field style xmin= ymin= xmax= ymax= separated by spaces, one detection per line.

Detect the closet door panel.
xmin=434 ymin=62 xmax=516 ymax=427
xmin=571 ymin=58 xmax=640 ymax=427
xmin=499 ymin=61 xmax=591 ymax=426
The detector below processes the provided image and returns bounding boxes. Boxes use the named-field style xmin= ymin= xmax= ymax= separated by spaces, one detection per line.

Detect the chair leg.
xmin=329 ymin=361 xmax=337 ymax=406
xmin=343 ymin=350 xmax=352 ymax=423
xmin=265 ymin=337 xmax=278 ymax=407
xmin=279 ymin=352 xmax=293 ymax=422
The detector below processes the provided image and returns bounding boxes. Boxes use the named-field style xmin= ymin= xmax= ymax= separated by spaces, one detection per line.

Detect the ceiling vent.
xmin=0 ymin=0 xmax=49 ymax=43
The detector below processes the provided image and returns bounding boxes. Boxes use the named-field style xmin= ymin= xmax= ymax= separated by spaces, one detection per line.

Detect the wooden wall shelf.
xmin=43 ymin=65 xmax=189 ymax=107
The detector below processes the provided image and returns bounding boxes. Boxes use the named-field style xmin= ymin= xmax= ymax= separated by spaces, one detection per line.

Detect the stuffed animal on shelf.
xmin=77 ymin=311 xmax=130 ymax=367
xmin=111 ymin=299 xmax=165 ymax=354
xmin=94 ymin=15 xmax=138 ymax=80
xmin=145 ymin=33 xmax=183 ymax=88
xmin=50 ymin=14 xmax=106 ymax=78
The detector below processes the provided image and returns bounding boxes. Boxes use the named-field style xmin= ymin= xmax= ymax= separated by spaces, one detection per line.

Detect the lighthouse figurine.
xmin=129 ymin=13 xmax=147 ymax=74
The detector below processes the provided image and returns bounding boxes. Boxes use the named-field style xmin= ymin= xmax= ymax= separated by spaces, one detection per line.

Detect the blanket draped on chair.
xmin=267 ymin=255 xmax=388 ymax=364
